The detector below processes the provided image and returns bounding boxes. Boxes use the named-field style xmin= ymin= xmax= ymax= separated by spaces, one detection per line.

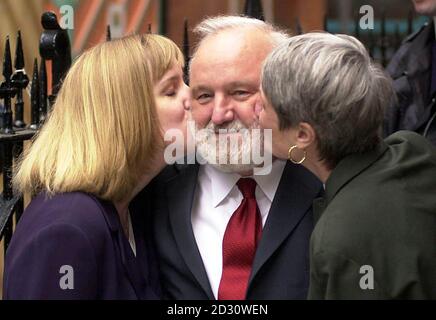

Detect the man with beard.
xmin=384 ymin=0 xmax=436 ymax=145
xmin=140 ymin=16 xmax=323 ymax=300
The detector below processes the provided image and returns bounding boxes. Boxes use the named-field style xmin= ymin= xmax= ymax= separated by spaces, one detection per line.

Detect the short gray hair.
xmin=192 ymin=15 xmax=289 ymax=54
xmin=261 ymin=32 xmax=395 ymax=168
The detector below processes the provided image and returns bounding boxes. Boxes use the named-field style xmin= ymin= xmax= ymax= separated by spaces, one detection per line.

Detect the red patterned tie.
xmin=218 ymin=178 xmax=262 ymax=300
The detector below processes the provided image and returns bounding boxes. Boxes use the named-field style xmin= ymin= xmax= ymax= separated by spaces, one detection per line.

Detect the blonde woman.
xmin=2 ymin=34 xmax=190 ymax=299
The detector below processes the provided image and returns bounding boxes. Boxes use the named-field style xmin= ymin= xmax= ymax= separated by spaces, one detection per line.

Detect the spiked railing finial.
xmin=106 ymin=25 xmax=112 ymax=41
xmin=295 ymin=18 xmax=303 ymax=35
xmin=0 ymin=36 xmax=17 ymax=134
xmin=244 ymin=0 xmax=264 ymax=21
xmin=2 ymin=36 xmax=12 ymax=81
xmin=14 ymin=31 xmax=24 ymax=70
xmin=11 ymin=30 xmax=30 ymax=128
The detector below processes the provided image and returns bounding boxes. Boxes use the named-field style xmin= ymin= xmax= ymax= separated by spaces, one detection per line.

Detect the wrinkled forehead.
xmin=198 ymin=28 xmax=272 ymax=58
xmin=190 ymin=29 xmax=274 ymax=84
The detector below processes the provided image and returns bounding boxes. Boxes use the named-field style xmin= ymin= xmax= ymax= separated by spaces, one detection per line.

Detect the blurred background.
xmin=0 ymin=0 xmax=427 ymax=66
xmin=0 ymin=0 xmax=430 ymax=298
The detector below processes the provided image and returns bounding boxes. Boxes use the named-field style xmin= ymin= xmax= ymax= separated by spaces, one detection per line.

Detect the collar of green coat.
xmin=312 ymin=141 xmax=388 ymax=224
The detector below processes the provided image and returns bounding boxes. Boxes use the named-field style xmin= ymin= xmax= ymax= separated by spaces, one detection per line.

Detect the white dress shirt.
xmin=128 ymin=213 xmax=136 ymax=257
xmin=191 ymin=160 xmax=286 ymax=299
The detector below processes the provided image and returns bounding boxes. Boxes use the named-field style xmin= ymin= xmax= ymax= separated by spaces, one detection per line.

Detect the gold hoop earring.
xmin=288 ymin=145 xmax=306 ymax=164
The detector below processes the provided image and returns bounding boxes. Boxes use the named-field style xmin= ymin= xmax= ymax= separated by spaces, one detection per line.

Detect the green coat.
xmin=308 ymin=131 xmax=436 ymax=299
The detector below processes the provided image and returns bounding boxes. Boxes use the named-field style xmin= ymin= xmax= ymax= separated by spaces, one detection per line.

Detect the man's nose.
xmin=211 ymin=95 xmax=234 ymax=125
xmin=183 ymin=84 xmax=192 ymax=111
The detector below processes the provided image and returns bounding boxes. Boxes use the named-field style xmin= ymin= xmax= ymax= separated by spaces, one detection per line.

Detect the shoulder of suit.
xmin=31 ymin=192 xmax=104 ymax=215
xmin=402 ymin=21 xmax=430 ymax=44
xmin=385 ymin=130 xmax=433 ymax=148
xmin=25 ymin=192 xmax=110 ymax=234
xmin=383 ymin=131 xmax=436 ymax=173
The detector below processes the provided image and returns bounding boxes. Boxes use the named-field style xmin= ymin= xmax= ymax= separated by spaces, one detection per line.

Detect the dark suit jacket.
xmin=137 ymin=161 xmax=323 ymax=299
xmin=3 ymin=192 xmax=161 ymax=299
xmin=309 ymin=131 xmax=436 ymax=299
xmin=385 ymin=20 xmax=436 ymax=145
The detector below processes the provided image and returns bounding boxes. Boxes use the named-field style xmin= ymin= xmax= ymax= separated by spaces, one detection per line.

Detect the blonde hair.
xmin=14 ymin=34 xmax=184 ymax=202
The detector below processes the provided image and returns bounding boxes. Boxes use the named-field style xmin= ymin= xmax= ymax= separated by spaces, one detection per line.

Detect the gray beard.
xmin=192 ymin=119 xmax=264 ymax=174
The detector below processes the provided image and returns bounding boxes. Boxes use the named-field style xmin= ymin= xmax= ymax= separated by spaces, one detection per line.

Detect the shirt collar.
xmin=252 ymin=159 xmax=286 ymax=202
xmin=203 ymin=165 xmax=240 ymax=208
xmin=202 ymin=160 xmax=287 ymax=208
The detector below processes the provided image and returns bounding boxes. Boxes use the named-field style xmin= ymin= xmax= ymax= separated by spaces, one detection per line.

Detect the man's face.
xmin=189 ymin=28 xmax=274 ymax=172
xmin=412 ymin=0 xmax=436 ymax=16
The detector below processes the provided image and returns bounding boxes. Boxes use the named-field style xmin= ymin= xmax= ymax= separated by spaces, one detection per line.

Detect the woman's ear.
xmin=295 ymin=122 xmax=316 ymax=149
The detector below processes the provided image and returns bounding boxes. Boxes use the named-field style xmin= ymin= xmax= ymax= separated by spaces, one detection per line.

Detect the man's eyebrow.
xmin=192 ymin=82 xmax=257 ymax=93
xmin=225 ymin=81 xmax=258 ymax=90
xmin=191 ymin=86 xmax=212 ymax=95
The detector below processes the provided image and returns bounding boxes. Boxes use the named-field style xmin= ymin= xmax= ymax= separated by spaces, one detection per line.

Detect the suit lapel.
xmin=129 ymin=207 xmax=162 ymax=299
xmin=97 ymin=198 xmax=148 ymax=299
xmin=166 ymin=164 xmax=215 ymax=299
xmin=249 ymin=161 xmax=322 ymax=284
xmin=312 ymin=197 xmax=327 ymax=225
xmin=116 ymin=227 xmax=150 ymax=299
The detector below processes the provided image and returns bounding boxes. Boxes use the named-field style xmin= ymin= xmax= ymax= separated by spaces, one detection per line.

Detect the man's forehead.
xmin=190 ymin=51 xmax=262 ymax=86
xmin=193 ymin=28 xmax=273 ymax=64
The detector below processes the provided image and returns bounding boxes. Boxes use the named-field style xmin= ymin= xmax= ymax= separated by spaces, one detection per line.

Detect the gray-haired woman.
xmin=259 ymin=32 xmax=436 ymax=299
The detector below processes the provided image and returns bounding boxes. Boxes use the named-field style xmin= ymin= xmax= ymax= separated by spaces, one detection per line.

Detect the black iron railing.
xmin=0 ymin=12 xmax=71 ymax=257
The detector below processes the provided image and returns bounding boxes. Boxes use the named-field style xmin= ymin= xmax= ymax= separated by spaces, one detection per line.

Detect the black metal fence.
xmin=0 ymin=0 xmax=424 ymax=259
xmin=0 ymin=12 xmax=71 ymax=258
